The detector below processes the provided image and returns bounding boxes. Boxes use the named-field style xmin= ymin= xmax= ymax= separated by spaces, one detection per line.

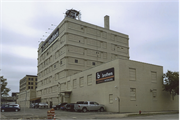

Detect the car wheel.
xmin=1 ymin=109 xmax=5 ymax=112
xmin=82 ymin=107 xmax=87 ymax=113
xmin=15 ymin=109 xmax=18 ymax=112
xmin=100 ymin=107 xmax=104 ymax=112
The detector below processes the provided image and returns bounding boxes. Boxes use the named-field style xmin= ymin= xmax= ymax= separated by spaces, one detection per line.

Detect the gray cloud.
xmin=1 ymin=1 xmax=178 ymax=96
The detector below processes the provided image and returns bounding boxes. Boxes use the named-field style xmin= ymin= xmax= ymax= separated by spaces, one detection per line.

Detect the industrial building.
xmin=23 ymin=9 xmax=178 ymax=112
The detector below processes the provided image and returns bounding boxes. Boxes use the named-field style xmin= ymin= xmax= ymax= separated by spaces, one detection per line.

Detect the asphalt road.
xmin=0 ymin=108 xmax=179 ymax=120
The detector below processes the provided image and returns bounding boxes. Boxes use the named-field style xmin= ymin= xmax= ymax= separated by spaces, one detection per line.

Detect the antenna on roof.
xmin=65 ymin=9 xmax=81 ymax=20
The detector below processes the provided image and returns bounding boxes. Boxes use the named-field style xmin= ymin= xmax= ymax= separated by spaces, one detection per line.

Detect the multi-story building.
xmin=37 ymin=10 xmax=129 ymax=105
xmin=36 ymin=9 xmax=178 ymax=112
xmin=19 ymin=75 xmax=37 ymax=92
xmin=17 ymin=75 xmax=38 ymax=108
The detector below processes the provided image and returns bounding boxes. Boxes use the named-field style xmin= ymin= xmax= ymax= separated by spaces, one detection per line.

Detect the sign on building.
xmin=96 ymin=68 xmax=114 ymax=84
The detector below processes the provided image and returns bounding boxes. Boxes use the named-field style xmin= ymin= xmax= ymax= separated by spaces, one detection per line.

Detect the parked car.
xmin=60 ymin=104 xmax=67 ymax=110
xmin=65 ymin=103 xmax=75 ymax=111
xmin=39 ymin=103 xmax=48 ymax=108
xmin=74 ymin=101 xmax=105 ymax=112
xmin=1 ymin=104 xmax=20 ymax=112
xmin=30 ymin=103 xmax=36 ymax=108
xmin=34 ymin=103 xmax=39 ymax=108
xmin=9 ymin=104 xmax=20 ymax=108
xmin=52 ymin=103 xmax=67 ymax=110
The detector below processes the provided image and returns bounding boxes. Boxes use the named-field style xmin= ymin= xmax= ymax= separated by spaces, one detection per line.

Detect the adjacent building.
xmin=19 ymin=75 xmax=37 ymax=92
xmin=17 ymin=75 xmax=37 ymax=107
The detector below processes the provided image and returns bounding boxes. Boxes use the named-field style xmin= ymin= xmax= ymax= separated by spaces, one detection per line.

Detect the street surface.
xmin=0 ymin=108 xmax=179 ymax=120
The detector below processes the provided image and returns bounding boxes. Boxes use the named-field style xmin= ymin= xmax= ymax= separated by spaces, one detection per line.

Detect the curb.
xmin=127 ymin=111 xmax=179 ymax=117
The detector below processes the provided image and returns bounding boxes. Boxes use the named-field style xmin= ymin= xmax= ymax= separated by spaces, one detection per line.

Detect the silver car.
xmin=39 ymin=103 xmax=48 ymax=108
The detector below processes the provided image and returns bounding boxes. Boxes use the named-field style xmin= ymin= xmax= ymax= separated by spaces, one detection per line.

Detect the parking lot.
xmin=1 ymin=108 xmax=179 ymax=120
xmin=1 ymin=108 xmax=121 ymax=119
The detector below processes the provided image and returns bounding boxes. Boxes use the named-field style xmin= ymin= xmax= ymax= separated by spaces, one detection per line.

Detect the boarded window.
xmin=151 ymin=71 xmax=157 ymax=82
xmin=68 ymin=46 xmax=84 ymax=55
xmin=67 ymin=81 xmax=70 ymax=90
xmin=73 ymin=79 xmax=77 ymax=89
xmin=55 ymin=73 xmax=59 ymax=81
xmin=87 ymin=74 xmax=92 ymax=85
xmin=130 ymin=88 xmax=136 ymax=100
xmin=109 ymin=94 xmax=113 ymax=104
xmin=129 ymin=68 xmax=136 ymax=81
xmin=111 ymin=44 xmax=115 ymax=51
xmin=61 ymin=83 xmax=66 ymax=91
xmin=79 ymin=77 xmax=84 ymax=87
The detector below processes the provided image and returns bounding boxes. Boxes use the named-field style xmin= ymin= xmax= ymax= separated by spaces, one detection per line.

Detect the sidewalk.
xmin=55 ymin=110 xmax=179 ymax=119
xmin=91 ymin=110 xmax=179 ymax=119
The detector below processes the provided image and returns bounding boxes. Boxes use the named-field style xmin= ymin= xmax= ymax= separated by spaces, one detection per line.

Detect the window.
xmin=84 ymin=102 xmax=88 ymax=104
xmin=92 ymin=62 xmax=95 ymax=65
xmin=152 ymin=89 xmax=157 ymax=100
xmin=73 ymin=79 xmax=77 ymax=89
xmin=67 ymin=81 xmax=70 ymax=90
xmin=129 ymin=68 xmax=136 ymax=81
xmin=29 ymin=78 xmax=30 ymax=80
xmin=109 ymin=94 xmax=113 ymax=104
xmin=54 ymin=64 xmax=56 ymax=68
xmin=28 ymin=86 xmax=30 ymax=89
xmin=79 ymin=77 xmax=84 ymax=87
xmin=28 ymin=82 xmax=30 ymax=85
xmin=9 ymin=105 xmax=13 ymax=108
xmin=151 ymin=71 xmax=157 ymax=82
xmin=31 ymin=82 xmax=33 ymax=85
xmin=130 ymin=88 xmax=136 ymax=100
xmin=90 ymin=102 xmax=94 ymax=104
xmin=31 ymin=86 xmax=33 ymax=89
xmin=31 ymin=78 xmax=33 ymax=81
xmin=87 ymin=74 xmax=92 ymax=85
xmin=75 ymin=59 xmax=78 ymax=63
xmin=36 ymin=78 xmax=37 ymax=81
xmin=60 ymin=61 xmax=62 ymax=65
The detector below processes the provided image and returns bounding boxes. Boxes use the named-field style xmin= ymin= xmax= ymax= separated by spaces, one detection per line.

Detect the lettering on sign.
xmin=96 ymin=68 xmax=114 ymax=84
xmin=41 ymin=28 xmax=59 ymax=52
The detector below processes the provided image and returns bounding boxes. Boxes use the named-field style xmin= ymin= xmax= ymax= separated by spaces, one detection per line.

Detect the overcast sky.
xmin=0 ymin=0 xmax=179 ymax=96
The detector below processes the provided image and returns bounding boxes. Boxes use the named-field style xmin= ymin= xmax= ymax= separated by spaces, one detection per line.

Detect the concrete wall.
xmin=17 ymin=89 xmax=36 ymax=108
xmin=60 ymin=59 xmax=178 ymax=112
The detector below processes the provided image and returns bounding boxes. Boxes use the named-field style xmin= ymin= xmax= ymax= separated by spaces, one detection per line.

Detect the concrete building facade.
xmin=18 ymin=75 xmax=37 ymax=108
xmin=19 ymin=75 xmax=37 ymax=92
xmin=17 ymin=89 xmax=36 ymax=108
xmin=37 ymin=15 xmax=129 ymax=106
xmin=36 ymin=11 xmax=178 ymax=112
xmin=63 ymin=59 xmax=178 ymax=112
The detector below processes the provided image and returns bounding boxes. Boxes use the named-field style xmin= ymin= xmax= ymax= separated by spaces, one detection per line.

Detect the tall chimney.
xmin=104 ymin=15 xmax=109 ymax=29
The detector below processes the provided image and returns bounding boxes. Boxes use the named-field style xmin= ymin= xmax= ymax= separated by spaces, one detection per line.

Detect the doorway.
xmin=50 ymin=101 xmax=53 ymax=108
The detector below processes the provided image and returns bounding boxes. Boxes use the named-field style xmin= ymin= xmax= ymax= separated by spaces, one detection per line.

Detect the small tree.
xmin=163 ymin=70 xmax=179 ymax=95
xmin=0 ymin=76 xmax=11 ymax=97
